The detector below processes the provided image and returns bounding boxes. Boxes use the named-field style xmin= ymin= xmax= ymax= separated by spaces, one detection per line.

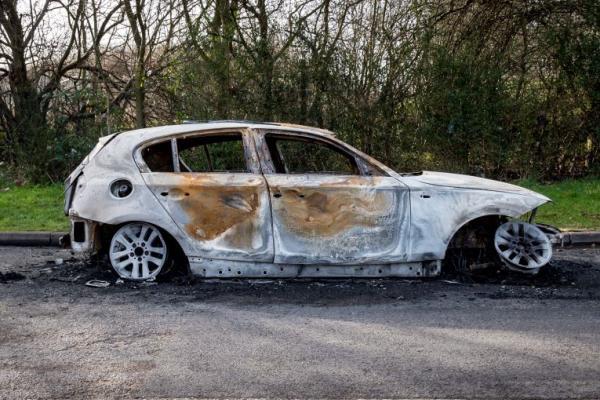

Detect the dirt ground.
xmin=1 ymin=246 xmax=600 ymax=398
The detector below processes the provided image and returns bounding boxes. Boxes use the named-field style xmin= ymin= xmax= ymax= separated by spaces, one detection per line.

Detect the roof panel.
xmin=109 ymin=121 xmax=336 ymax=147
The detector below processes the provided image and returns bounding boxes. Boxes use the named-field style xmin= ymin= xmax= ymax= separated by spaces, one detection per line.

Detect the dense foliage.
xmin=1 ymin=0 xmax=599 ymax=182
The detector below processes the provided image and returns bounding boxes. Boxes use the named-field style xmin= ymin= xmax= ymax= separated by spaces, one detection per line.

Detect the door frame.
xmin=134 ymin=127 xmax=274 ymax=262
xmin=251 ymin=128 xmax=411 ymax=265
xmin=134 ymin=127 xmax=262 ymax=175
xmin=251 ymin=128 xmax=384 ymax=177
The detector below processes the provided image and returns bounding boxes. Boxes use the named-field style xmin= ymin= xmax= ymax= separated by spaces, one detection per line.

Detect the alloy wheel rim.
xmin=494 ymin=221 xmax=552 ymax=273
xmin=109 ymin=223 xmax=167 ymax=280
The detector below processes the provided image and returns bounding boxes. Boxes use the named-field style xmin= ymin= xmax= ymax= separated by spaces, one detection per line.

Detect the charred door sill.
xmin=189 ymin=258 xmax=441 ymax=278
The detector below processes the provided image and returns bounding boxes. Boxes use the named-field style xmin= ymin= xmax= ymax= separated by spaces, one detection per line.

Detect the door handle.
xmin=273 ymin=192 xmax=282 ymax=198
xmin=160 ymin=192 xmax=168 ymax=197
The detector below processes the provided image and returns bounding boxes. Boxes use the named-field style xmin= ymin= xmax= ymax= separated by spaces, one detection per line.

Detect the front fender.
xmin=407 ymin=188 xmax=549 ymax=261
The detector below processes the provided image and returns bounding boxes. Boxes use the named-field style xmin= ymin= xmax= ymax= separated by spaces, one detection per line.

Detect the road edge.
xmin=0 ymin=232 xmax=66 ymax=247
xmin=560 ymin=231 xmax=600 ymax=246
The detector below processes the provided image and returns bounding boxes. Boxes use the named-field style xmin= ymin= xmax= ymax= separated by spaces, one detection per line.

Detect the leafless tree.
xmin=121 ymin=0 xmax=184 ymax=127
xmin=0 ymin=0 xmax=121 ymax=164
xmin=1 ymin=0 xmax=598 ymax=181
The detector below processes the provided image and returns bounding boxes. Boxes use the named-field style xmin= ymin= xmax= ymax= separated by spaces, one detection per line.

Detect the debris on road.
xmin=440 ymin=279 xmax=462 ymax=284
xmin=0 ymin=271 xmax=25 ymax=283
xmin=250 ymin=279 xmax=276 ymax=284
xmin=85 ymin=279 xmax=110 ymax=288
xmin=51 ymin=274 xmax=81 ymax=283
xmin=1 ymin=245 xmax=599 ymax=304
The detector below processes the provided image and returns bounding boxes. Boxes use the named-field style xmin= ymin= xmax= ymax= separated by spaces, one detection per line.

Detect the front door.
xmin=255 ymin=130 xmax=410 ymax=265
xmin=140 ymin=130 xmax=274 ymax=262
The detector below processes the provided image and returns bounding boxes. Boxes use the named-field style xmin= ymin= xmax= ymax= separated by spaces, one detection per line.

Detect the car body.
xmin=64 ymin=121 xmax=553 ymax=280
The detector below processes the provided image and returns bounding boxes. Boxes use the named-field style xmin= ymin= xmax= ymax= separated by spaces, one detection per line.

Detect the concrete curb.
xmin=0 ymin=230 xmax=599 ymax=248
xmin=0 ymin=232 xmax=67 ymax=247
xmin=560 ymin=231 xmax=600 ymax=246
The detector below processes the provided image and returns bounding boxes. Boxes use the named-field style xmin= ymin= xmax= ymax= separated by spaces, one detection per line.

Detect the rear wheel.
xmin=109 ymin=223 xmax=169 ymax=281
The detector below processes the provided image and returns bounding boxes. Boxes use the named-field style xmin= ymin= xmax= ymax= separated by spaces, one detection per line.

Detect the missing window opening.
xmin=265 ymin=134 xmax=359 ymax=175
xmin=177 ymin=133 xmax=248 ymax=173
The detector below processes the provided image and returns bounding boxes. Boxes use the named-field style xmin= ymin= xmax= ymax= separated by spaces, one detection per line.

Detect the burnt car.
xmin=64 ymin=121 xmax=553 ymax=281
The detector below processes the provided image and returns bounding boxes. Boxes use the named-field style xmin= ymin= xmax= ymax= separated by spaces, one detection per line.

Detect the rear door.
xmin=255 ymin=130 xmax=410 ymax=265
xmin=139 ymin=130 xmax=273 ymax=262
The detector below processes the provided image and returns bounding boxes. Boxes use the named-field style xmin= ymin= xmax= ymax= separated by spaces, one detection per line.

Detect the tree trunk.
xmin=134 ymin=63 xmax=146 ymax=128
xmin=3 ymin=0 xmax=48 ymax=164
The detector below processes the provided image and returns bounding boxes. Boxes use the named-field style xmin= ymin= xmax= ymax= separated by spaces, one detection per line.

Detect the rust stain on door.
xmin=177 ymin=175 xmax=262 ymax=248
xmin=274 ymin=187 xmax=393 ymax=237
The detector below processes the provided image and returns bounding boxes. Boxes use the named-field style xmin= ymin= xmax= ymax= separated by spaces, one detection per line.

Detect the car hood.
xmin=413 ymin=171 xmax=550 ymax=202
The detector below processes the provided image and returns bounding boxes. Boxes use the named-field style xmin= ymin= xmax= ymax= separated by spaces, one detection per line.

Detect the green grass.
xmin=0 ymin=185 xmax=68 ymax=231
xmin=518 ymin=178 xmax=600 ymax=230
xmin=0 ymin=179 xmax=598 ymax=232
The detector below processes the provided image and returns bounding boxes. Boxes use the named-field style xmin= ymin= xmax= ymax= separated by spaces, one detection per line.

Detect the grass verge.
xmin=0 ymin=178 xmax=598 ymax=232
xmin=518 ymin=178 xmax=600 ymax=231
xmin=0 ymin=185 xmax=68 ymax=231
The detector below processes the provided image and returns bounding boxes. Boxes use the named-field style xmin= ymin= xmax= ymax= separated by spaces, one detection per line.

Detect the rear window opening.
xmin=177 ymin=134 xmax=248 ymax=173
xmin=142 ymin=141 xmax=174 ymax=172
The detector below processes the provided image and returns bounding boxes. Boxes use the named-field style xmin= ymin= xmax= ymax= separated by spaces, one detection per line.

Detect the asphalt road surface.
xmin=1 ymin=246 xmax=600 ymax=399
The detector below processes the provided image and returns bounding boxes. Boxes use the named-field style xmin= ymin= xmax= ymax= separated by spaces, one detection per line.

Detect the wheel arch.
xmin=445 ymin=214 xmax=508 ymax=252
xmin=441 ymin=214 xmax=509 ymax=275
xmin=443 ymin=201 xmax=540 ymax=255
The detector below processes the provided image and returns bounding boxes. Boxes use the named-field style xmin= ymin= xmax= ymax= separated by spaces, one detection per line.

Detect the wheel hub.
xmin=494 ymin=221 xmax=552 ymax=274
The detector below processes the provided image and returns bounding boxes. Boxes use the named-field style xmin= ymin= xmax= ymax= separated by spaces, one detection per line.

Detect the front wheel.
xmin=109 ymin=223 xmax=169 ymax=281
xmin=494 ymin=221 xmax=552 ymax=274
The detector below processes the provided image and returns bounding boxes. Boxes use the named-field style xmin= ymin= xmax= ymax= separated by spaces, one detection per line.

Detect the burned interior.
xmin=63 ymin=121 xmax=554 ymax=281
